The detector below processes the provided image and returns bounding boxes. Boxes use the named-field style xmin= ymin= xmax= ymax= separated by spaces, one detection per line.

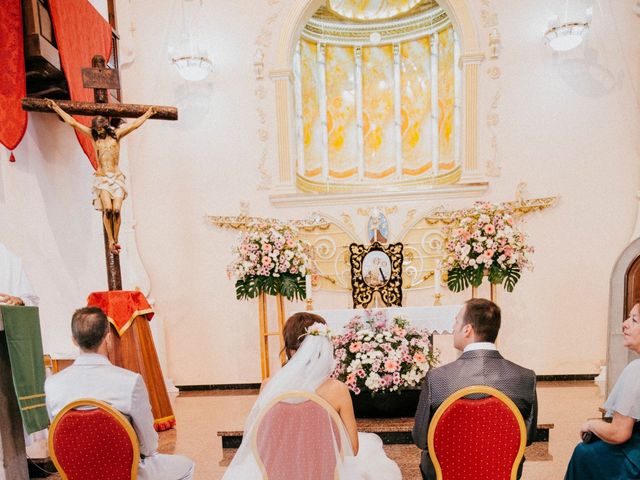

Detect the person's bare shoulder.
xmin=317 ymin=378 xmax=350 ymax=402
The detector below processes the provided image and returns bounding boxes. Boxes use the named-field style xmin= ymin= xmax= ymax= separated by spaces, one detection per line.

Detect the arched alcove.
xmin=269 ymin=0 xmax=486 ymax=205
xmin=607 ymin=237 xmax=640 ymax=394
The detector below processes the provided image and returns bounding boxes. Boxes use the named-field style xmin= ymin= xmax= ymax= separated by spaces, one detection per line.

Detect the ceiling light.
xmin=544 ymin=21 xmax=589 ymax=51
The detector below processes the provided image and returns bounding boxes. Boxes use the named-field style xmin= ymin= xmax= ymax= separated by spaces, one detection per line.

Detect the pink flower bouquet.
xmin=332 ymin=312 xmax=438 ymax=394
xmin=443 ymin=201 xmax=534 ymax=293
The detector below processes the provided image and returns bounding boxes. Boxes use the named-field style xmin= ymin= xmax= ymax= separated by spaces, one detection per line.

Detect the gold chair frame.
xmin=250 ymin=390 xmax=348 ymax=479
xmin=427 ymin=385 xmax=527 ymax=480
xmin=49 ymin=398 xmax=140 ymax=480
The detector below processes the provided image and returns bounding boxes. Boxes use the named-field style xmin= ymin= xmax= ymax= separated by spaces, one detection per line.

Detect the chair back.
xmin=427 ymin=385 xmax=526 ymax=480
xmin=251 ymin=390 xmax=347 ymax=480
xmin=49 ymin=398 xmax=139 ymax=480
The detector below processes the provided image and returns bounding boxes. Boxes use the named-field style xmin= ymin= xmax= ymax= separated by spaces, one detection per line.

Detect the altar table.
xmin=308 ymin=305 xmax=461 ymax=334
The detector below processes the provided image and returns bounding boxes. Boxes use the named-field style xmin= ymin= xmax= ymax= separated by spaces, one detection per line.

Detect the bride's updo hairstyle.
xmin=283 ymin=312 xmax=327 ymax=359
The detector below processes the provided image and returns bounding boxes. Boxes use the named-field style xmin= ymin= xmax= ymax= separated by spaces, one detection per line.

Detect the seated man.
xmin=45 ymin=307 xmax=194 ymax=480
xmin=412 ymin=298 xmax=538 ymax=480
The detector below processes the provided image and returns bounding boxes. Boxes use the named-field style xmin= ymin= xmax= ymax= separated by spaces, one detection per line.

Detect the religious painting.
xmin=362 ymin=250 xmax=391 ymax=287
xmin=350 ymin=242 xmax=403 ymax=308
xmin=367 ymin=210 xmax=389 ymax=244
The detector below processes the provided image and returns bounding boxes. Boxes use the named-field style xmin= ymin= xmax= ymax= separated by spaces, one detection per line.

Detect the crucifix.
xmin=22 ymin=55 xmax=178 ymax=291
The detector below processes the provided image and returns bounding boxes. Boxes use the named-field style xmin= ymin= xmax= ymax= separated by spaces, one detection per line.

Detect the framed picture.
xmin=349 ymin=242 xmax=403 ymax=308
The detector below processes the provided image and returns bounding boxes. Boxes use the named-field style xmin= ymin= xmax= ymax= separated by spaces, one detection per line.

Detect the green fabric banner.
xmin=1 ymin=305 xmax=49 ymax=434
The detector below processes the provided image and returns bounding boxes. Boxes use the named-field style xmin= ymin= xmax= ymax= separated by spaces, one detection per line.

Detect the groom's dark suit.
xmin=412 ymin=349 xmax=538 ymax=480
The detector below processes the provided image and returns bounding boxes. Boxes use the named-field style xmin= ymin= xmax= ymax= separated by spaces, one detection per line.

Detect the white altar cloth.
xmin=308 ymin=305 xmax=461 ymax=334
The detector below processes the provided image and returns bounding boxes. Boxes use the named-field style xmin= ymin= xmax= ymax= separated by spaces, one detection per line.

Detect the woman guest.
xmin=222 ymin=312 xmax=400 ymax=479
xmin=565 ymin=303 xmax=640 ymax=479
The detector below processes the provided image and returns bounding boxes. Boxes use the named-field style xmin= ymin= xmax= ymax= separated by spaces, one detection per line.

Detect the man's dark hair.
xmin=71 ymin=307 xmax=109 ymax=351
xmin=463 ymin=298 xmax=501 ymax=343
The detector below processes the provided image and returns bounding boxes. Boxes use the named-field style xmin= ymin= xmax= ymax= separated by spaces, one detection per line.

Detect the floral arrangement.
xmin=228 ymin=221 xmax=311 ymax=301
xmin=442 ymin=201 xmax=534 ymax=293
xmin=305 ymin=322 xmax=331 ymax=338
xmin=331 ymin=313 xmax=438 ymax=394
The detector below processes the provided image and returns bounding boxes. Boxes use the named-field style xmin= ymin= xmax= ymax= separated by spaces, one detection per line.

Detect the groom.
xmin=412 ymin=299 xmax=538 ymax=479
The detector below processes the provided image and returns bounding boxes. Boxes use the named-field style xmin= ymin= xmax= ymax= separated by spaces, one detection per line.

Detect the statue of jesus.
xmin=46 ymin=99 xmax=156 ymax=254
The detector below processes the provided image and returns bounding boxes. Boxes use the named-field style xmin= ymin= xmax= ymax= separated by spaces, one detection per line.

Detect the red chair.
xmin=251 ymin=390 xmax=348 ymax=480
xmin=48 ymin=398 xmax=139 ymax=480
xmin=427 ymin=385 xmax=526 ymax=480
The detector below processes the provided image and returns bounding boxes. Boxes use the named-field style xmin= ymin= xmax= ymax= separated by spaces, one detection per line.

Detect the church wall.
xmin=17 ymin=0 xmax=637 ymax=385
xmin=0 ymin=117 xmax=107 ymax=354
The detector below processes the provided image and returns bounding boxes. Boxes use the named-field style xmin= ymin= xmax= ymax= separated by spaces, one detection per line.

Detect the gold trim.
xmin=296 ymin=166 xmax=462 ymax=193
xmin=427 ymin=385 xmax=527 ymax=480
xmin=107 ymin=308 xmax=154 ymax=337
xmin=21 ymin=403 xmax=46 ymax=411
xmin=423 ymin=195 xmax=558 ymax=225
xmin=153 ymin=414 xmax=176 ymax=424
xmin=49 ymin=398 xmax=140 ymax=480
xmin=19 ymin=393 xmax=46 ymax=401
xmin=349 ymin=242 xmax=403 ymax=308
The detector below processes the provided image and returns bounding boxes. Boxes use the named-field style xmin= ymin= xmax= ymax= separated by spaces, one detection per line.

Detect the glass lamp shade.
xmin=171 ymin=55 xmax=214 ymax=81
xmin=544 ymin=22 xmax=589 ymax=52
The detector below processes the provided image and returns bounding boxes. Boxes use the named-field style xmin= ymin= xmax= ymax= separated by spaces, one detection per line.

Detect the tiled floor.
xmin=40 ymin=380 xmax=604 ymax=479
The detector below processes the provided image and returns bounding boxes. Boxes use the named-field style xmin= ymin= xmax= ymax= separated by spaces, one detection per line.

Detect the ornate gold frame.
xmin=349 ymin=242 xmax=403 ymax=308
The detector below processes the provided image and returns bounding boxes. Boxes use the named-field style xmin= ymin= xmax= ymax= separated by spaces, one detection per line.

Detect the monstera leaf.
xmin=446 ymin=267 xmax=471 ymax=293
xmin=501 ymin=266 xmax=521 ymax=292
xmin=235 ymin=274 xmax=306 ymax=301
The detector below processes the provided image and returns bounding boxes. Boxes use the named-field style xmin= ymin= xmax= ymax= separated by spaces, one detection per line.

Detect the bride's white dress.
xmin=222 ymin=330 xmax=402 ymax=480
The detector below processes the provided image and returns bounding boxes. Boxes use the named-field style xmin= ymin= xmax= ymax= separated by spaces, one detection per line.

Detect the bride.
xmin=222 ymin=312 xmax=402 ymax=479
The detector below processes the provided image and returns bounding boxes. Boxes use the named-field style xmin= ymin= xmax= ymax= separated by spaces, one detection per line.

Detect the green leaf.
xmin=235 ymin=277 xmax=259 ymax=300
xmin=279 ymin=274 xmax=306 ymax=302
xmin=502 ymin=266 xmax=521 ymax=292
xmin=470 ymin=265 xmax=484 ymax=287
xmin=446 ymin=267 xmax=471 ymax=292
xmin=487 ymin=264 xmax=505 ymax=285
xmin=260 ymin=276 xmax=280 ymax=297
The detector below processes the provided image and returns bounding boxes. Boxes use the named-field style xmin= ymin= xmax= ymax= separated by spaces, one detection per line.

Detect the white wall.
xmin=8 ymin=0 xmax=638 ymax=385
xmin=0 ymin=116 xmax=106 ymax=353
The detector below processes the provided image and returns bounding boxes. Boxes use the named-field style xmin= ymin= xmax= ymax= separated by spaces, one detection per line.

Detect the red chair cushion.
xmin=433 ymin=397 xmax=521 ymax=480
xmin=52 ymin=408 xmax=135 ymax=480
xmin=256 ymin=400 xmax=342 ymax=480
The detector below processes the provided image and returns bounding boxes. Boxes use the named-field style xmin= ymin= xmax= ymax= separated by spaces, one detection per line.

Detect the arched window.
xmin=270 ymin=0 xmax=486 ymax=205
xmin=293 ymin=2 xmax=460 ymax=193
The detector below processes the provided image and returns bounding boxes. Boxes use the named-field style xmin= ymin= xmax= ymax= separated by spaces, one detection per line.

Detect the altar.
xmin=308 ymin=305 xmax=461 ymax=334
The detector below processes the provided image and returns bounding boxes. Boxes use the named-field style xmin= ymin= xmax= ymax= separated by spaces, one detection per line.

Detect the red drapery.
xmin=86 ymin=291 xmax=154 ymax=336
xmin=0 ymin=0 xmax=28 ymax=161
xmin=49 ymin=0 xmax=113 ymax=170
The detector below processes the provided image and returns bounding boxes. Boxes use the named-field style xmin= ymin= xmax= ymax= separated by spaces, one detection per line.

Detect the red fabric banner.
xmin=49 ymin=0 xmax=113 ymax=170
xmin=0 ymin=0 xmax=28 ymax=156
xmin=86 ymin=291 xmax=154 ymax=336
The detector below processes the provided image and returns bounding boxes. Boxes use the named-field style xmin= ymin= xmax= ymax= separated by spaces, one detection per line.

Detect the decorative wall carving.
xmin=480 ymin=0 xmax=502 ymax=178
xmin=254 ymin=9 xmax=282 ymax=190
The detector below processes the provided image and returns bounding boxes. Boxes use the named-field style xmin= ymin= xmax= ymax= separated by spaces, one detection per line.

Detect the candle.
xmin=305 ymin=274 xmax=313 ymax=300
xmin=434 ymin=267 xmax=442 ymax=294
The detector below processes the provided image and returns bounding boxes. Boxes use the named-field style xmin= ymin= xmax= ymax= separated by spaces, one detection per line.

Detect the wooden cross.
xmin=22 ymin=55 xmax=178 ymax=291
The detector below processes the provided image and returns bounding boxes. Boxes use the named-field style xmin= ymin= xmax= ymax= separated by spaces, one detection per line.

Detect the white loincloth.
xmin=92 ymin=171 xmax=128 ymax=210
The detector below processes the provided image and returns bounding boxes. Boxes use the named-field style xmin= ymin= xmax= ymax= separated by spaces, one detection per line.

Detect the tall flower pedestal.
xmin=471 ymin=275 xmax=498 ymax=302
xmin=257 ymin=292 xmax=286 ymax=380
xmin=351 ymin=389 xmax=421 ymax=418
